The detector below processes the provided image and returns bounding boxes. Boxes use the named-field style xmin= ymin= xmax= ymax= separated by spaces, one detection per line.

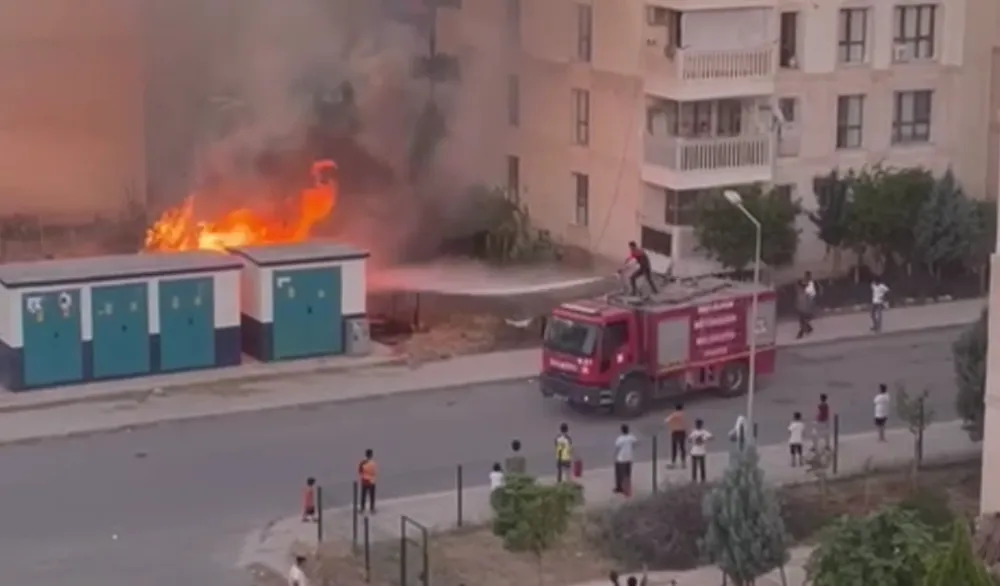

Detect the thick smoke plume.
xmin=145 ymin=0 xmax=508 ymax=265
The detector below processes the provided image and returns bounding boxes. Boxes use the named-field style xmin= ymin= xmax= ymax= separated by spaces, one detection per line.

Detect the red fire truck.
xmin=539 ymin=277 xmax=778 ymax=417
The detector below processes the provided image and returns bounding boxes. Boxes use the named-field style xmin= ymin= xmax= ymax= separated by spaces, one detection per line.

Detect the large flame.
xmin=144 ymin=161 xmax=338 ymax=252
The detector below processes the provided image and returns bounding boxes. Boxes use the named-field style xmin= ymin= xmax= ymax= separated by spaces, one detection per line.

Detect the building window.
xmin=773 ymin=184 xmax=794 ymax=202
xmin=894 ymin=5 xmax=936 ymax=60
xmin=716 ymin=100 xmax=742 ymax=137
xmin=573 ymin=172 xmax=589 ymax=226
xmin=506 ymin=0 xmax=521 ymax=44
xmin=836 ymin=95 xmax=864 ymax=149
xmin=779 ymin=11 xmax=798 ymax=68
xmin=664 ymin=189 xmax=699 ymax=226
xmin=640 ymin=225 xmax=672 ymax=257
xmin=838 ymin=8 xmax=868 ymax=64
xmin=576 ymin=3 xmax=592 ymax=62
xmin=506 ymin=155 xmax=520 ymax=201
xmin=572 ymin=88 xmax=590 ymax=146
xmin=507 ymin=75 xmax=519 ymax=126
xmin=892 ymin=90 xmax=932 ymax=144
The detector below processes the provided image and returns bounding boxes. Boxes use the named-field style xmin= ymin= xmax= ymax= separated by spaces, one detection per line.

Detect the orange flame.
xmin=145 ymin=160 xmax=338 ymax=252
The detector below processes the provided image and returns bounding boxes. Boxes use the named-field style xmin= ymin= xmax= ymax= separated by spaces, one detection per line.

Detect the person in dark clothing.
xmin=624 ymin=241 xmax=658 ymax=296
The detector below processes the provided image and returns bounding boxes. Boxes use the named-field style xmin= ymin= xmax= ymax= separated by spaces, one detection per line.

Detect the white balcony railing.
xmin=676 ymin=46 xmax=774 ymax=81
xmin=644 ymin=134 xmax=772 ymax=172
xmin=647 ymin=45 xmax=775 ymax=83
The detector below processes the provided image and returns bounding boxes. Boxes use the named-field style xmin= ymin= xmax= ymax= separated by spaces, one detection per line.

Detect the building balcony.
xmin=642 ymin=134 xmax=773 ymax=190
xmin=643 ymin=44 xmax=776 ymax=101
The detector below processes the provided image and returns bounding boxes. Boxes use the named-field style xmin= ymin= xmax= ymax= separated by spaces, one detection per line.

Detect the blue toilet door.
xmin=90 ymin=283 xmax=150 ymax=379
xmin=21 ymin=290 xmax=84 ymax=387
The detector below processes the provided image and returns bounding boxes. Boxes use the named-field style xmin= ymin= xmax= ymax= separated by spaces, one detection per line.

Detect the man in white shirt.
xmin=688 ymin=419 xmax=712 ymax=483
xmin=613 ymin=424 xmax=638 ymax=495
xmin=870 ymin=276 xmax=890 ymax=332
xmin=788 ymin=412 xmax=805 ymax=467
xmin=874 ymin=383 xmax=891 ymax=441
xmin=288 ymin=555 xmax=309 ymax=586
xmin=796 ymin=272 xmax=818 ymax=339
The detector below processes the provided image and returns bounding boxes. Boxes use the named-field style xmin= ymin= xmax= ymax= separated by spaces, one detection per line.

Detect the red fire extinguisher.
xmin=572 ymin=458 xmax=583 ymax=478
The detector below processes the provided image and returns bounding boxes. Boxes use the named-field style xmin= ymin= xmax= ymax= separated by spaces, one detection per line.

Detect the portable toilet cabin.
xmin=229 ymin=242 xmax=369 ymax=362
xmin=0 ymin=251 xmax=242 ymax=391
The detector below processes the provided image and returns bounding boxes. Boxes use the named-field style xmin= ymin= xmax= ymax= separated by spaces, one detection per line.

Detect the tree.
xmin=954 ymin=310 xmax=988 ymax=441
xmin=923 ymin=519 xmax=998 ymax=586
xmin=702 ymin=446 xmax=790 ymax=586
xmin=846 ymin=165 xmax=934 ymax=270
xmin=491 ymin=474 xmax=583 ymax=585
xmin=806 ymin=506 xmax=938 ymax=586
xmin=895 ymin=382 xmax=935 ymax=473
xmin=694 ymin=185 xmax=802 ymax=271
xmin=913 ymin=170 xmax=980 ymax=277
xmin=810 ymin=169 xmax=856 ymax=272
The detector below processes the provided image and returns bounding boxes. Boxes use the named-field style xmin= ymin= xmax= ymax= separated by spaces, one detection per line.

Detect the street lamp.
xmin=722 ymin=189 xmax=762 ymax=443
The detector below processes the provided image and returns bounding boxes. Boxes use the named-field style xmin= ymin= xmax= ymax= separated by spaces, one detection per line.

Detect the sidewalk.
xmin=238 ymin=419 xmax=980 ymax=574
xmin=0 ymin=298 xmax=983 ymax=446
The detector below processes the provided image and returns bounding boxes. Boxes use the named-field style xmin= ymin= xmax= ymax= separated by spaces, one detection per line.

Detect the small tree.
xmin=694 ymin=185 xmax=802 ymax=271
xmin=913 ymin=170 xmax=980 ymax=278
xmin=810 ymin=169 xmax=856 ymax=272
xmin=895 ymin=382 xmax=935 ymax=474
xmin=702 ymin=446 xmax=790 ymax=586
xmin=954 ymin=310 xmax=988 ymax=441
xmin=923 ymin=520 xmax=998 ymax=586
xmin=806 ymin=506 xmax=938 ymax=586
xmin=804 ymin=443 xmax=833 ymax=507
xmin=491 ymin=474 xmax=582 ymax=586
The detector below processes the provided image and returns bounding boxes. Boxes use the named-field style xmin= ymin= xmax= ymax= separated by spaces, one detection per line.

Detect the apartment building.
xmin=444 ymin=0 xmax=1000 ymax=266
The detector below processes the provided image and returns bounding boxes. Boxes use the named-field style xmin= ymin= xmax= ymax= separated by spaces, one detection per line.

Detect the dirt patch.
xmin=266 ymin=461 xmax=982 ymax=586
xmin=391 ymin=314 xmax=541 ymax=364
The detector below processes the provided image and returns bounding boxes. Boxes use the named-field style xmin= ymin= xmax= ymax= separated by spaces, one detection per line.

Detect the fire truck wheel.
xmin=614 ymin=375 xmax=649 ymax=418
xmin=718 ymin=361 xmax=750 ymax=397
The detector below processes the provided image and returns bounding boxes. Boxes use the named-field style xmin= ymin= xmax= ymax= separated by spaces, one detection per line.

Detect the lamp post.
xmin=723 ymin=189 xmax=762 ymax=441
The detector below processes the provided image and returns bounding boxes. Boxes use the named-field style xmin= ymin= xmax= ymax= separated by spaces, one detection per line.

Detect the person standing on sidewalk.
xmin=555 ymin=423 xmax=574 ymax=482
xmin=505 ymin=439 xmax=527 ymax=475
xmin=301 ymin=477 xmax=317 ymax=523
xmin=689 ymin=419 xmax=712 ymax=483
xmin=796 ymin=272 xmax=817 ymax=339
xmin=874 ymin=383 xmax=890 ymax=441
xmin=814 ymin=394 xmax=831 ymax=448
xmin=358 ymin=449 xmax=377 ymax=514
xmin=870 ymin=275 xmax=890 ymax=332
xmin=613 ymin=424 xmax=638 ymax=494
xmin=665 ymin=403 xmax=688 ymax=469
xmin=788 ymin=412 xmax=805 ymax=467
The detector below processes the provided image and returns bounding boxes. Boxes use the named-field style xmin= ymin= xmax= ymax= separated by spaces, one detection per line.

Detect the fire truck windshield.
xmin=543 ymin=316 xmax=598 ymax=357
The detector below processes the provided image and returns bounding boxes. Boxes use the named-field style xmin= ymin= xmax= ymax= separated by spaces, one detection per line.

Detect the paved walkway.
xmin=239 ymin=419 xmax=980 ymax=578
xmin=0 ymin=298 xmax=982 ymax=446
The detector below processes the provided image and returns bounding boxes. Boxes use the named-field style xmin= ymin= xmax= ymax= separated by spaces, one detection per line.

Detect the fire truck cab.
xmin=539 ymin=276 xmax=778 ymax=417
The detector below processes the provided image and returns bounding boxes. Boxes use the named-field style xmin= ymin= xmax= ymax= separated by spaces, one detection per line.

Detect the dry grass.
xmin=268 ymin=460 xmax=982 ymax=586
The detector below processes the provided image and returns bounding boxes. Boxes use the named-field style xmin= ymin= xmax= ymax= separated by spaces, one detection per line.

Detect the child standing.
xmin=788 ymin=412 xmax=805 ymax=467
xmin=688 ymin=419 xmax=712 ymax=483
xmin=874 ymin=383 xmax=890 ymax=441
xmin=489 ymin=462 xmax=505 ymax=491
xmin=302 ymin=477 xmax=317 ymax=523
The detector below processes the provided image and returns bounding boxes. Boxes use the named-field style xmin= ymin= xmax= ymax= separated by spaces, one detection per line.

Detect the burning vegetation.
xmin=144 ymin=160 xmax=339 ymax=252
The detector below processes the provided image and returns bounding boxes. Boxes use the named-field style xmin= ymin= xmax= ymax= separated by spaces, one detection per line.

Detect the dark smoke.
xmin=144 ymin=0 xmax=506 ymax=265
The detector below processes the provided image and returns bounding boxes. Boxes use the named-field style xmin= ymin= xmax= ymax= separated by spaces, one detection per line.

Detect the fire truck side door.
xmin=599 ymin=320 xmax=629 ymax=372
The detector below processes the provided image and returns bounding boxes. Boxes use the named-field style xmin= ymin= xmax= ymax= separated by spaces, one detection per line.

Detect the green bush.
xmin=899 ymin=484 xmax=957 ymax=536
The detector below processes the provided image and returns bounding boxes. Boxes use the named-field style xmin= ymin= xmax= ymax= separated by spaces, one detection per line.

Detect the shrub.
xmin=592 ymin=481 xmax=716 ymax=570
xmin=899 ymin=483 xmax=957 ymax=536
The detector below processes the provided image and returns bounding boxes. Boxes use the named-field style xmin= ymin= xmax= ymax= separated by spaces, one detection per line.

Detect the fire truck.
xmin=539 ymin=276 xmax=778 ymax=417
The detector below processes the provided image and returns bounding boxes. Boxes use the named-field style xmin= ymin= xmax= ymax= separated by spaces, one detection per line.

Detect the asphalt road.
xmin=0 ymin=327 xmax=966 ymax=586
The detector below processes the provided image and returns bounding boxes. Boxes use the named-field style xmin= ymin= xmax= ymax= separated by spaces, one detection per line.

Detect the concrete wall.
xmin=0 ymin=0 xmax=146 ymax=219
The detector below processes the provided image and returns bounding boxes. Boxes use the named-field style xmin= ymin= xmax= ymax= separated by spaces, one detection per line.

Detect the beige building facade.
xmin=445 ymin=0 xmax=1000 ymax=266
xmin=0 ymin=0 xmax=145 ymax=220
